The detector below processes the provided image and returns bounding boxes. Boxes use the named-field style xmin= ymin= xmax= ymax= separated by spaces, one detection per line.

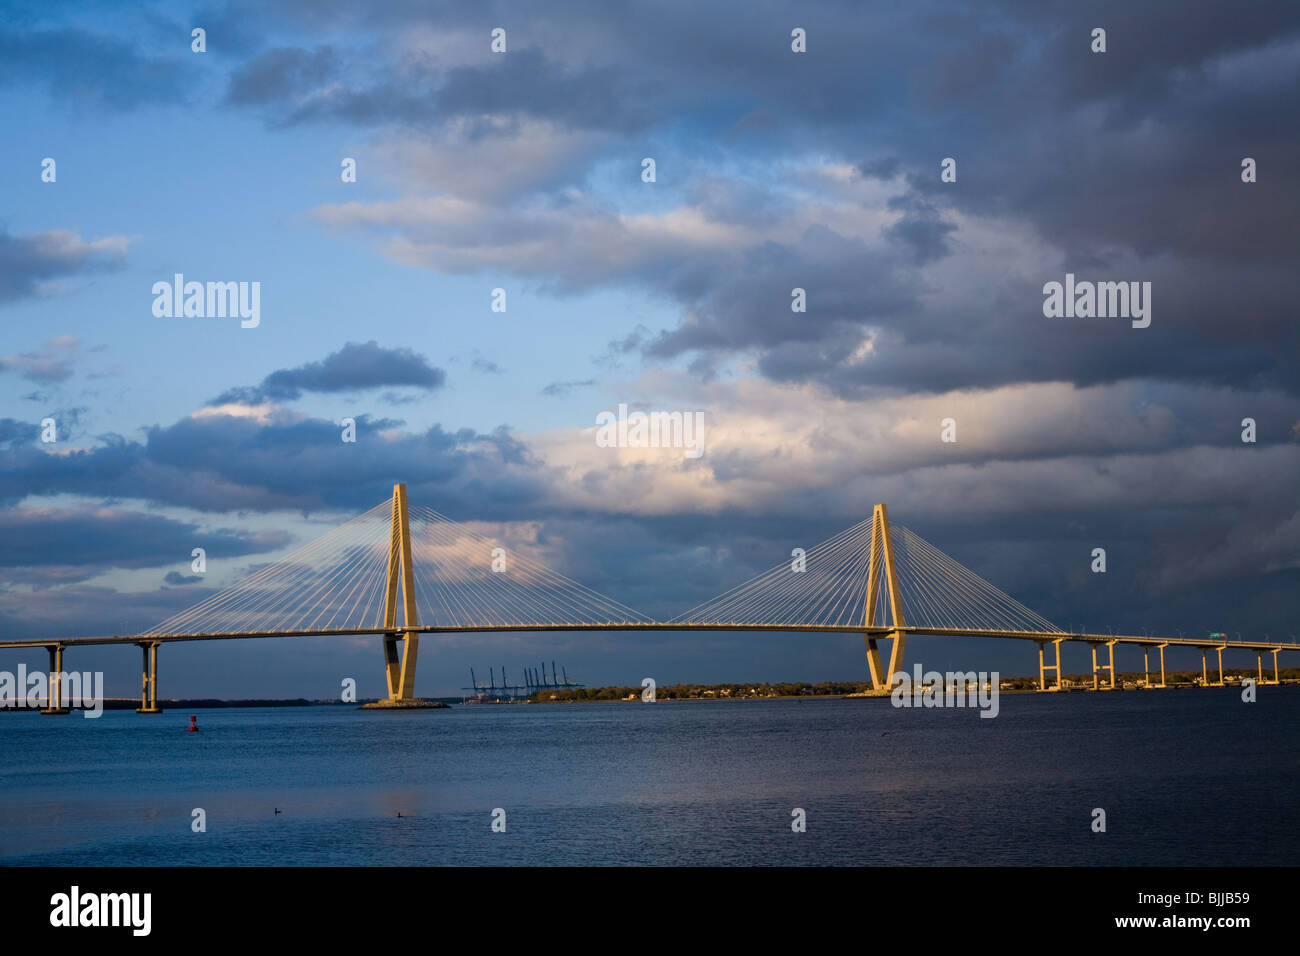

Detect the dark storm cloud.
xmin=0 ymin=506 xmax=291 ymax=585
xmin=0 ymin=406 xmax=544 ymax=517
xmin=8 ymin=4 xmax=1293 ymax=397
xmin=883 ymin=193 xmax=956 ymax=265
xmin=0 ymin=230 xmax=128 ymax=305
xmin=633 ymin=225 xmax=919 ymax=360
xmin=260 ymin=0 xmax=1294 ymax=396
xmin=0 ymin=580 xmax=224 ymax=641
xmin=214 ymin=341 xmax=446 ymax=403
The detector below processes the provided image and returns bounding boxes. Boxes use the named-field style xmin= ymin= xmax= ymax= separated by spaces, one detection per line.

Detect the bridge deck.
xmin=0 ymin=624 xmax=1294 ymax=653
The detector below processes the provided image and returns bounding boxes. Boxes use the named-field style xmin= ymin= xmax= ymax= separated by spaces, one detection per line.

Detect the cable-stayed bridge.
xmin=4 ymin=484 xmax=1295 ymax=712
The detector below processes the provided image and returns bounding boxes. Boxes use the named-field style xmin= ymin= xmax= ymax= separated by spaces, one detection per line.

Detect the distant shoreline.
xmin=505 ymin=669 xmax=1300 ymax=704
xmin=7 ymin=669 xmax=1296 ymax=712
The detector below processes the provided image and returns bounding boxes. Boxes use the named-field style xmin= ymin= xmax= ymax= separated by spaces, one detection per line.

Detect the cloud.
xmin=470 ymin=354 xmax=503 ymax=375
xmin=225 ymin=45 xmax=341 ymax=109
xmin=6 ymin=4 xmax=1282 ymax=401
xmin=0 ymin=24 xmax=194 ymax=110
xmin=0 ymin=366 xmax=1295 ymax=651
xmin=0 ymin=335 xmax=81 ymax=383
xmin=0 ymin=418 xmax=40 ymax=447
xmin=163 ymin=571 xmax=203 ymax=585
xmin=0 ymin=230 xmax=130 ymax=304
xmin=0 ymin=406 xmax=544 ymax=517
xmin=0 ymin=505 xmax=292 ymax=587
xmin=319 ymin=143 xmax=1299 ymax=394
xmin=542 ymin=379 xmax=595 ymax=398
xmin=225 ymin=41 xmax=656 ymax=132
xmin=214 ymin=340 xmax=446 ymax=403
xmin=287 ymin=1 xmax=1297 ymax=399
xmin=373 ymin=118 xmax=612 ymax=202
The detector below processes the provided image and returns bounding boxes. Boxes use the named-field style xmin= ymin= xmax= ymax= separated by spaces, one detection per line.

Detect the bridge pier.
xmin=1036 ymin=638 xmax=1063 ymax=691
xmin=1142 ymin=644 xmax=1168 ymax=688
xmin=864 ymin=630 xmax=907 ymax=691
xmin=39 ymin=644 xmax=70 ymax=714
xmin=1198 ymin=646 xmax=1225 ymax=687
xmin=1089 ymin=641 xmax=1116 ymax=690
xmin=864 ymin=636 xmax=885 ymax=690
xmin=383 ymin=633 xmax=401 ymax=697
xmin=1248 ymin=650 xmax=1279 ymax=686
xmin=136 ymin=641 xmax=162 ymax=713
xmin=1201 ymin=642 xmax=1222 ymax=686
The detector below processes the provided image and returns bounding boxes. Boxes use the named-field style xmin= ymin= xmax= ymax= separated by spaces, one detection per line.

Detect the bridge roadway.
xmin=0 ymin=623 xmax=1296 ymax=652
xmin=3 ymin=623 xmax=1294 ymax=712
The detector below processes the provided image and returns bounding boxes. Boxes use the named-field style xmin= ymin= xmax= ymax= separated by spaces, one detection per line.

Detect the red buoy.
xmin=187 ymin=715 xmax=199 ymax=732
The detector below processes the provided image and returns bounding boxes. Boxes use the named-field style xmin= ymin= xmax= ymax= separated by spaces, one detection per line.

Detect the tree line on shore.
xmin=529 ymin=668 xmax=1300 ymax=701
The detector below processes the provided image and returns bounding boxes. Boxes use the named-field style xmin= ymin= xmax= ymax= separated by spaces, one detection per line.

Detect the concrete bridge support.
xmin=1089 ymin=641 xmax=1116 ymax=690
xmin=1252 ymin=649 xmax=1280 ymax=686
xmin=1198 ymin=646 xmax=1226 ymax=687
xmin=39 ymin=644 xmax=70 ymax=714
xmin=1210 ymin=645 xmax=1226 ymax=687
xmin=1036 ymin=638 xmax=1063 ymax=691
xmin=1141 ymin=643 xmax=1169 ymax=688
xmin=136 ymin=640 xmax=162 ymax=713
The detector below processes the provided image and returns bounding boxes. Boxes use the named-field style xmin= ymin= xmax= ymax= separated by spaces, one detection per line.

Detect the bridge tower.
xmin=863 ymin=503 xmax=906 ymax=692
xmin=382 ymin=483 xmax=420 ymax=700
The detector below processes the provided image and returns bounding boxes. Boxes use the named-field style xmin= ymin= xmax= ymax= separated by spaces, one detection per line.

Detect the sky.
xmin=1 ymin=0 xmax=1297 ymax=699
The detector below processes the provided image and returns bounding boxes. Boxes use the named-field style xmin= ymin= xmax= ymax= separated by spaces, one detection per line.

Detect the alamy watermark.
xmin=595 ymin=403 xmax=705 ymax=459
xmin=50 ymin=886 xmax=150 ymax=936
xmin=1042 ymin=273 xmax=1150 ymax=328
xmin=890 ymin=664 xmax=999 ymax=718
xmin=152 ymin=274 xmax=260 ymax=328
xmin=0 ymin=666 xmax=104 ymax=717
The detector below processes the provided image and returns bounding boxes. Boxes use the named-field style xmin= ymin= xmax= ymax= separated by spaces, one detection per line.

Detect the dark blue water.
xmin=2 ymin=688 xmax=1296 ymax=865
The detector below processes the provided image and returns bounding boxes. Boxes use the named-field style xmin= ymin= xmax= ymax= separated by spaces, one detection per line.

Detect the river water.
xmin=1 ymin=688 xmax=1296 ymax=865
